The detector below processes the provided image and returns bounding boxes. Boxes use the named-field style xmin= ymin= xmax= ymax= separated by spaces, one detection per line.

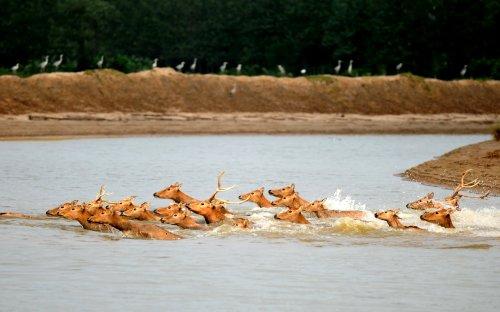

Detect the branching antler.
xmin=95 ymin=185 xmax=113 ymax=202
xmin=449 ymin=169 xmax=480 ymax=197
xmin=206 ymin=171 xmax=237 ymax=203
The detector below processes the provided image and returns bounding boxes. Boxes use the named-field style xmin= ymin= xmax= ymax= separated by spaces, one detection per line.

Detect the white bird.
xmin=300 ymin=68 xmax=307 ymax=75
xmin=396 ymin=63 xmax=403 ymax=73
xmin=40 ymin=56 xmax=49 ymax=72
xmin=347 ymin=60 xmax=353 ymax=75
xmin=236 ymin=64 xmax=242 ymax=75
xmin=190 ymin=58 xmax=197 ymax=71
xmin=152 ymin=58 xmax=158 ymax=69
xmin=176 ymin=61 xmax=185 ymax=71
xmin=277 ymin=65 xmax=286 ymax=76
xmin=97 ymin=56 xmax=104 ymax=69
xmin=334 ymin=60 xmax=342 ymax=74
xmin=220 ymin=62 xmax=228 ymax=73
xmin=11 ymin=63 xmax=19 ymax=74
xmin=460 ymin=65 xmax=468 ymax=77
xmin=229 ymin=84 xmax=237 ymax=96
xmin=53 ymin=54 xmax=63 ymax=71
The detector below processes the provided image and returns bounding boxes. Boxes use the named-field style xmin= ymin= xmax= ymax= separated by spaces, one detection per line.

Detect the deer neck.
xmin=256 ymin=195 xmax=274 ymax=207
xmin=141 ymin=210 xmax=161 ymax=221
xmin=175 ymin=191 xmax=197 ymax=204
xmin=287 ymin=197 xmax=302 ymax=210
xmin=296 ymin=214 xmax=309 ymax=224
xmin=76 ymin=209 xmax=92 ymax=224
xmin=109 ymin=214 xmax=133 ymax=231
xmin=386 ymin=217 xmax=405 ymax=229
xmin=439 ymin=215 xmax=455 ymax=228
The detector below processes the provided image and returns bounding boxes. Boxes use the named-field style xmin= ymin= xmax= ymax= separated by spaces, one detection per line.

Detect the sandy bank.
xmin=0 ymin=113 xmax=498 ymax=139
xmin=1 ymin=69 xmax=499 ymax=115
xmin=403 ymin=140 xmax=500 ymax=195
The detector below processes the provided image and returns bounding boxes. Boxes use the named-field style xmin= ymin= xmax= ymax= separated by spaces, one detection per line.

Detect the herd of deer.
xmin=0 ymin=170 xmax=490 ymax=240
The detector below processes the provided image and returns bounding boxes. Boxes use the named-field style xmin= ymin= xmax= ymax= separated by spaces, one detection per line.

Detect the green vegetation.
xmin=1 ymin=0 xmax=499 ymax=79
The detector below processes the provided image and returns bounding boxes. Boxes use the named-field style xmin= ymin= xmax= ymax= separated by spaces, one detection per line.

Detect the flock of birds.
xmin=9 ymin=55 xmax=471 ymax=78
xmin=0 ymin=170 xmax=490 ymax=240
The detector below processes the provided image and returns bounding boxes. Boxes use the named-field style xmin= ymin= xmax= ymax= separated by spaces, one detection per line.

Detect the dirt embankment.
xmin=403 ymin=140 xmax=500 ymax=195
xmin=1 ymin=68 xmax=499 ymax=115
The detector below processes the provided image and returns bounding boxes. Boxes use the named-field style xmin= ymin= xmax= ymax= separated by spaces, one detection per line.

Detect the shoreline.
xmin=0 ymin=113 xmax=498 ymax=139
xmin=403 ymin=140 xmax=500 ymax=195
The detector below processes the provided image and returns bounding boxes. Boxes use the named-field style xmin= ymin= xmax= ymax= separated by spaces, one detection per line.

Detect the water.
xmin=0 ymin=135 xmax=498 ymax=311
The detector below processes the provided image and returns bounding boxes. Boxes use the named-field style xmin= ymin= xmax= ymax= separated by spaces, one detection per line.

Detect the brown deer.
xmin=88 ymin=208 xmax=182 ymax=240
xmin=160 ymin=209 xmax=207 ymax=230
xmin=302 ymin=199 xmax=365 ymax=219
xmin=420 ymin=209 xmax=455 ymax=228
xmin=238 ymin=187 xmax=275 ymax=208
xmin=185 ymin=201 xmax=229 ymax=224
xmin=271 ymin=193 xmax=306 ymax=210
xmin=231 ymin=218 xmax=253 ymax=229
xmin=121 ymin=202 xmax=161 ymax=221
xmin=108 ymin=196 xmax=139 ymax=212
xmin=0 ymin=212 xmax=34 ymax=219
xmin=274 ymin=208 xmax=309 ymax=224
xmin=46 ymin=200 xmax=80 ymax=216
xmin=406 ymin=192 xmax=447 ymax=210
xmin=154 ymin=203 xmax=184 ymax=217
xmin=443 ymin=169 xmax=490 ymax=209
xmin=57 ymin=204 xmax=113 ymax=232
xmin=375 ymin=210 xmax=424 ymax=231
xmin=269 ymin=184 xmax=309 ymax=203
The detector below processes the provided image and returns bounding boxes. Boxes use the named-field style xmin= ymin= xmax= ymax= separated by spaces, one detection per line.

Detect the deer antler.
xmin=450 ymin=169 xmax=481 ymax=198
xmin=206 ymin=171 xmax=237 ymax=202
xmin=95 ymin=185 xmax=113 ymax=201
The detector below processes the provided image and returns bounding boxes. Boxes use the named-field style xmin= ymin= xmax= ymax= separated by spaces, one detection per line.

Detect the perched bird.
xmin=220 ymin=62 xmax=228 ymax=73
xmin=300 ymin=68 xmax=307 ymax=75
xmin=236 ymin=64 xmax=242 ymax=75
xmin=277 ymin=65 xmax=286 ymax=76
xmin=97 ymin=56 xmax=104 ymax=69
xmin=176 ymin=61 xmax=185 ymax=71
xmin=334 ymin=60 xmax=342 ymax=74
xmin=396 ymin=63 xmax=403 ymax=73
xmin=40 ymin=56 xmax=49 ymax=72
xmin=190 ymin=58 xmax=197 ymax=71
xmin=152 ymin=58 xmax=158 ymax=69
xmin=460 ymin=65 xmax=468 ymax=77
xmin=11 ymin=63 xmax=19 ymax=74
xmin=53 ymin=54 xmax=63 ymax=71
xmin=347 ymin=60 xmax=353 ymax=75
xmin=229 ymin=84 xmax=237 ymax=96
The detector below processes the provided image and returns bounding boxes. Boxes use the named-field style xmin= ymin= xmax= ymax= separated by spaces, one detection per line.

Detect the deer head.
xmin=57 ymin=204 xmax=87 ymax=220
xmin=302 ymin=199 xmax=327 ymax=213
xmin=239 ymin=187 xmax=265 ymax=202
xmin=420 ymin=208 xmax=455 ymax=228
xmin=153 ymin=182 xmax=183 ymax=200
xmin=271 ymin=193 xmax=301 ymax=209
xmin=374 ymin=209 xmax=400 ymax=223
xmin=268 ymin=184 xmax=296 ymax=198
xmin=274 ymin=208 xmax=309 ymax=224
xmin=406 ymin=192 xmax=444 ymax=210
xmin=185 ymin=201 xmax=227 ymax=224
xmin=88 ymin=207 xmax=117 ymax=224
xmin=121 ymin=202 xmax=151 ymax=219
xmin=160 ymin=209 xmax=190 ymax=225
xmin=154 ymin=203 xmax=183 ymax=217
xmin=46 ymin=200 xmax=79 ymax=216
xmin=109 ymin=196 xmax=138 ymax=212
xmin=232 ymin=218 xmax=252 ymax=229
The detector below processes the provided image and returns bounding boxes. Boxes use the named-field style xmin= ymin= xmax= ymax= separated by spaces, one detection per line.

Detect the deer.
xmin=406 ymin=192 xmax=447 ymax=211
xmin=374 ymin=210 xmax=424 ymax=231
xmin=238 ymin=187 xmax=275 ymax=208
xmin=108 ymin=196 xmax=140 ymax=212
xmin=88 ymin=207 xmax=182 ymax=240
xmin=420 ymin=208 xmax=455 ymax=228
xmin=0 ymin=212 xmax=34 ymax=219
xmin=274 ymin=208 xmax=309 ymax=224
xmin=443 ymin=169 xmax=490 ymax=209
xmin=121 ymin=202 xmax=161 ymax=221
xmin=271 ymin=193 xmax=307 ymax=210
xmin=57 ymin=204 xmax=114 ymax=232
xmin=302 ymin=199 xmax=365 ymax=219
xmin=154 ymin=203 xmax=184 ymax=217
xmin=185 ymin=201 xmax=230 ymax=224
xmin=160 ymin=208 xmax=207 ymax=230
xmin=231 ymin=217 xmax=253 ymax=229
xmin=269 ymin=184 xmax=309 ymax=202
xmin=46 ymin=200 xmax=80 ymax=216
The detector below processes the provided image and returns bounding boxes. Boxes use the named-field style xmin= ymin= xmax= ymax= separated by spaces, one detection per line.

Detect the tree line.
xmin=1 ymin=0 xmax=499 ymax=79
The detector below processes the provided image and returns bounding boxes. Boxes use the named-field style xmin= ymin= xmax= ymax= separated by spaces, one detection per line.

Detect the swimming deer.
xmin=406 ymin=192 xmax=447 ymax=210
xmin=274 ymin=208 xmax=309 ymax=224
xmin=46 ymin=200 xmax=79 ymax=216
xmin=185 ymin=201 xmax=229 ymax=224
xmin=271 ymin=193 xmax=307 ymax=210
xmin=269 ymin=184 xmax=309 ymax=206
xmin=0 ymin=212 xmax=34 ymax=219
xmin=57 ymin=204 xmax=114 ymax=232
xmin=374 ymin=210 xmax=424 ymax=231
xmin=302 ymin=199 xmax=365 ymax=219
xmin=420 ymin=208 xmax=455 ymax=228
xmin=238 ymin=187 xmax=275 ymax=208
xmin=88 ymin=208 xmax=182 ymax=240
xmin=154 ymin=203 xmax=184 ymax=217
xmin=108 ymin=196 xmax=139 ymax=212
xmin=443 ymin=169 xmax=490 ymax=209
xmin=121 ymin=202 xmax=161 ymax=221
xmin=231 ymin=218 xmax=253 ymax=229
xmin=160 ymin=209 xmax=207 ymax=230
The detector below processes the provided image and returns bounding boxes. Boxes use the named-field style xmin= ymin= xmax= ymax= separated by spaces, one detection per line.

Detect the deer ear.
xmin=258 ymin=187 xmax=264 ymax=192
xmin=427 ymin=192 xmax=434 ymax=199
xmin=290 ymin=184 xmax=295 ymax=190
